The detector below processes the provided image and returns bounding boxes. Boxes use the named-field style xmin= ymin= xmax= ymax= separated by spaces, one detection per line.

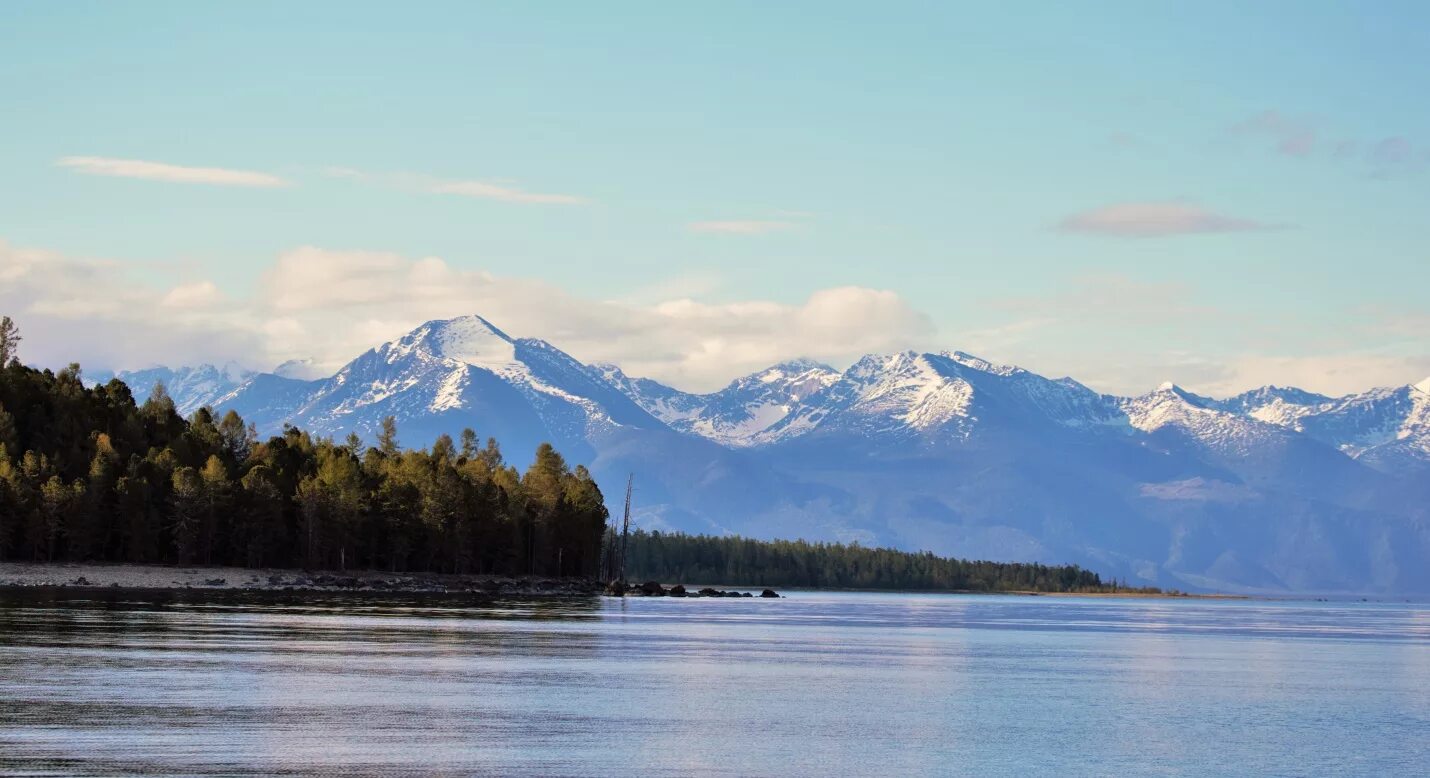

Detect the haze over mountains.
xmin=92 ymin=315 xmax=1430 ymax=594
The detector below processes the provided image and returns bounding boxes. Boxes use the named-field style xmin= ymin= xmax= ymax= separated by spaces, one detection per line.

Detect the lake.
xmin=0 ymin=590 xmax=1426 ymax=776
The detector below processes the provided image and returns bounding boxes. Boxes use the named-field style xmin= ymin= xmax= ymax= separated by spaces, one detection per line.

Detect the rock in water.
xmin=760 ymin=589 xmax=780 ymax=598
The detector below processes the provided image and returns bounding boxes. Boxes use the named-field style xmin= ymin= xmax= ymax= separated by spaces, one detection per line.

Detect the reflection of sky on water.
xmin=0 ymin=590 xmax=1425 ymax=775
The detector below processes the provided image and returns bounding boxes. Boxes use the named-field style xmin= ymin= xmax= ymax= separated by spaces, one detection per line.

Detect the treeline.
xmin=0 ymin=329 xmax=608 ymax=576
xmin=621 ymin=530 xmax=1155 ymax=593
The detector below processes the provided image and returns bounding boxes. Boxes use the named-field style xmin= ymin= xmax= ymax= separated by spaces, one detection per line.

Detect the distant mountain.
xmin=1217 ymin=381 xmax=1430 ymax=473
xmin=597 ymin=359 xmax=840 ymax=446
xmin=90 ymin=362 xmax=253 ymax=415
xmin=106 ymin=314 xmax=1430 ymax=594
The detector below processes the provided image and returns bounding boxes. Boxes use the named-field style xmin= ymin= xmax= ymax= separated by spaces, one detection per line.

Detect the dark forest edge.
xmin=0 ymin=317 xmax=609 ymax=578
xmin=620 ymin=529 xmax=1167 ymax=594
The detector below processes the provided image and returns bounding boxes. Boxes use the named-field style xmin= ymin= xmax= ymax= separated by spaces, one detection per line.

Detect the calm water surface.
xmin=0 ymin=590 xmax=1426 ymax=776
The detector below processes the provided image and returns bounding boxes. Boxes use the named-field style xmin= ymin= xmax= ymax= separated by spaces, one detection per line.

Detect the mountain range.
xmin=91 ymin=315 xmax=1430 ymax=594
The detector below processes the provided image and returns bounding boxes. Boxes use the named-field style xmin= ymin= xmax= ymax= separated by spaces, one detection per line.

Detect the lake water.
xmin=0 ymin=590 xmax=1426 ymax=776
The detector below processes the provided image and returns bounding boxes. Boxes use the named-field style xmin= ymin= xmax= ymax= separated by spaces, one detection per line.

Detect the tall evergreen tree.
xmin=0 ymin=316 xmax=19 ymax=366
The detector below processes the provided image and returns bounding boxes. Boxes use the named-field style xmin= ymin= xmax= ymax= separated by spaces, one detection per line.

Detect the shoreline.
xmin=0 ymin=562 xmax=1262 ymax=600
xmin=0 ymin=561 xmax=602 ymax=597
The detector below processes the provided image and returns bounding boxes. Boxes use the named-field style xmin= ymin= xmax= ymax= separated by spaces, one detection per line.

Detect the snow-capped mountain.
xmin=1216 ymin=380 xmax=1430 ymax=473
xmin=272 ymin=358 xmax=326 ymax=380
xmin=109 ymin=314 xmax=1430 ymax=594
xmin=1121 ymin=382 xmax=1293 ymax=457
xmin=244 ymin=316 xmax=667 ymax=459
xmin=598 ymin=359 xmax=840 ymax=446
xmin=759 ymin=350 xmax=1126 ymax=448
xmin=90 ymin=362 xmax=253 ymax=415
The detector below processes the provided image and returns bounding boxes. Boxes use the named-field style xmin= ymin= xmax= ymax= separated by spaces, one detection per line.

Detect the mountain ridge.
xmin=92 ymin=314 xmax=1430 ymax=594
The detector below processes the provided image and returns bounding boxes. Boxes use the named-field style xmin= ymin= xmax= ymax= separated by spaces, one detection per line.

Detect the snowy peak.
xmin=96 ymin=363 xmax=255 ymax=415
xmin=386 ymin=316 xmax=518 ymax=371
xmin=1224 ymin=385 xmax=1334 ymax=409
xmin=1217 ymin=385 xmax=1335 ymax=428
xmin=1202 ymin=381 xmax=1430 ymax=470
xmin=758 ymin=349 xmax=1124 ymax=446
xmin=942 ymin=350 xmax=1022 ymax=377
xmin=1113 ymin=381 xmax=1305 ymax=459
xmin=736 ymin=360 xmax=840 ymax=400
xmin=605 ymin=359 xmax=841 ymax=447
xmin=838 ymin=351 xmax=975 ymax=434
xmin=273 ymin=358 xmax=324 ymax=380
xmin=1147 ymin=382 xmax=1216 ymax=407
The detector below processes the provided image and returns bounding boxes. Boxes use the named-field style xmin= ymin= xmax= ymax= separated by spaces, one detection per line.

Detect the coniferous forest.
xmin=621 ymin=529 xmax=1158 ymax=594
xmin=0 ymin=320 xmax=609 ymax=576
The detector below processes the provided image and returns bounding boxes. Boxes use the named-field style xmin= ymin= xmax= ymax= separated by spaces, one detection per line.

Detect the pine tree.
xmin=0 ymin=316 xmax=19 ymax=366
xmin=377 ymin=416 xmax=399 ymax=456
xmin=170 ymin=467 xmax=203 ymax=565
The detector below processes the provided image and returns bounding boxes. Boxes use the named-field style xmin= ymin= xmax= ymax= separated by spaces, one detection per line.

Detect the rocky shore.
xmin=607 ymin=580 xmax=780 ymax=598
xmin=0 ymin=561 xmax=602 ymax=596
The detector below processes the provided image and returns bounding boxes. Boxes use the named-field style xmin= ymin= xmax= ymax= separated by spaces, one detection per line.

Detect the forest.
xmin=621 ymin=529 xmax=1157 ymax=593
xmin=0 ymin=318 xmax=609 ymax=576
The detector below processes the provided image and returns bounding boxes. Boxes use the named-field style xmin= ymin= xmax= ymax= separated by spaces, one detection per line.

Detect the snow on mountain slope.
xmin=1121 ymin=383 xmax=1290 ymax=457
xmin=1215 ymin=380 xmax=1430 ymax=472
xmin=91 ymin=363 xmax=253 ymax=415
xmin=273 ymin=316 xmax=666 ymax=455
xmin=760 ymin=350 xmax=1124 ymax=448
xmin=598 ymin=359 xmax=840 ymax=446
xmin=272 ymin=358 xmax=325 ymax=380
xmin=210 ymin=373 xmax=324 ymax=432
xmin=1216 ymin=386 xmax=1335 ymax=429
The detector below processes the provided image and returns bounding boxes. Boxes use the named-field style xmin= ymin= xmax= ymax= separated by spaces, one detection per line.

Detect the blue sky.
xmin=2 ymin=1 xmax=1427 ymax=394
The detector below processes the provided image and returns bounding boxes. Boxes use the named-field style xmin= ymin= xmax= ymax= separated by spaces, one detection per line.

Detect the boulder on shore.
xmin=639 ymin=580 xmax=667 ymax=596
xmin=760 ymin=589 xmax=780 ymax=598
xmin=668 ymin=584 xmax=687 ymax=597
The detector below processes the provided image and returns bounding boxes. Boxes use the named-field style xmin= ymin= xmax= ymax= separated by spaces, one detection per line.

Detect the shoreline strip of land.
xmin=0 ymin=561 xmax=602 ymax=596
xmin=0 ymin=561 xmax=1250 ymax=599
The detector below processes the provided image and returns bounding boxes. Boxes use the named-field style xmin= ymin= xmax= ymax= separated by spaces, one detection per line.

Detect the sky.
xmin=2 ymin=1 xmax=1428 ymax=396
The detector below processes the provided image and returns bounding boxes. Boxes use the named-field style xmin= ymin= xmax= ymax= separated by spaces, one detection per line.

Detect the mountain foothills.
xmin=87 ymin=315 xmax=1430 ymax=593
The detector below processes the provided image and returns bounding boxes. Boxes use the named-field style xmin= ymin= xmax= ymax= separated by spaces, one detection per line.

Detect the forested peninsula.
xmin=621 ymin=530 xmax=1160 ymax=594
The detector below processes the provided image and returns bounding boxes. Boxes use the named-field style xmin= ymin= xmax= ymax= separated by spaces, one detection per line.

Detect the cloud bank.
xmin=3 ymin=239 xmax=1423 ymax=397
xmin=1058 ymin=202 xmax=1274 ymax=237
xmin=688 ymin=220 xmax=796 ymax=235
xmin=324 ymin=167 xmax=585 ymax=205
xmin=57 ymin=156 xmax=288 ymax=188
xmin=0 ymin=240 xmax=930 ymax=392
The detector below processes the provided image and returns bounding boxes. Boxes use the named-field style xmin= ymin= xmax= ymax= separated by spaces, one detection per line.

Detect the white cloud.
xmin=57 ymin=156 xmax=288 ymax=188
xmin=1205 ymin=354 xmax=1430 ymax=398
xmin=961 ymin=275 xmax=1429 ymax=397
xmin=0 ymin=240 xmax=262 ymax=372
xmin=1229 ymin=110 xmax=1318 ymax=157
xmin=323 ymin=167 xmax=584 ymax=205
xmin=429 ymin=180 xmax=584 ymax=204
xmin=0 ymin=239 xmax=930 ymax=391
xmin=688 ymin=220 xmax=796 ymax=235
xmin=1058 ymin=201 xmax=1275 ymax=237
xmin=5 ymin=240 xmax=1423 ymax=398
xmin=161 ymin=281 xmax=224 ymax=308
